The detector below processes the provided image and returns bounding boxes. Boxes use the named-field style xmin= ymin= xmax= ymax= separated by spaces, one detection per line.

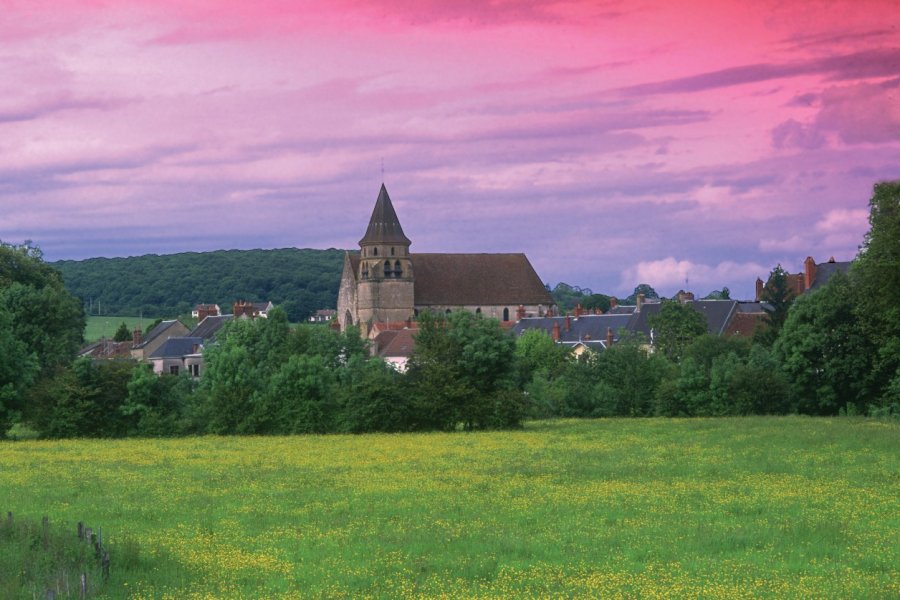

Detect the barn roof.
xmin=411 ymin=253 xmax=553 ymax=307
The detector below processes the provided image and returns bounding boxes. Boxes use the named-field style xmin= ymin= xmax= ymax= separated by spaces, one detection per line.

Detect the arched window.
xmin=361 ymin=264 xmax=369 ymax=279
xmin=414 ymin=308 xmax=419 ymax=317
xmin=475 ymin=307 xmax=481 ymax=314
xmin=503 ymin=307 xmax=510 ymax=321
xmin=391 ymin=247 xmax=395 ymax=256
xmin=394 ymin=260 xmax=402 ymax=277
xmin=445 ymin=309 xmax=451 ymax=314
xmin=384 ymin=260 xmax=391 ymax=278
xmin=373 ymin=247 xmax=378 ymax=256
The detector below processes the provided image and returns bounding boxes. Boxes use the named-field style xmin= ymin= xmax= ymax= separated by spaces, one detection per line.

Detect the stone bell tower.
xmin=355 ymin=184 xmax=415 ymax=326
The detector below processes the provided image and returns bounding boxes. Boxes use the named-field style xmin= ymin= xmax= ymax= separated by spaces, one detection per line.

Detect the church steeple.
xmin=359 ymin=184 xmax=411 ymax=246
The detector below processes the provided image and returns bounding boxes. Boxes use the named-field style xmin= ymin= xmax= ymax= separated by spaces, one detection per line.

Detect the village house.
xmin=756 ymin=256 xmax=851 ymax=300
xmin=309 ymin=309 xmax=336 ymax=323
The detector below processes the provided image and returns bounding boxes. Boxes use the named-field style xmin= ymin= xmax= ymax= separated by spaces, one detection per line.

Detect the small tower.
xmin=356 ymin=184 xmax=415 ymax=326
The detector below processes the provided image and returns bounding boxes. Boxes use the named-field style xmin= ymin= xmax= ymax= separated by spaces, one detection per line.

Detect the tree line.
xmin=52 ymin=248 xmax=346 ymax=322
xmin=2 ymin=181 xmax=898 ymax=438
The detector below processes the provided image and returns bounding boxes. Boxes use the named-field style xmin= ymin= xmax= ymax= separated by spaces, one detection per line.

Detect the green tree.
xmin=626 ymin=284 xmax=659 ymax=304
xmin=582 ymin=294 xmax=612 ymax=313
xmin=590 ymin=343 xmax=672 ymax=417
xmin=0 ymin=241 xmax=84 ymax=435
xmin=774 ymin=272 xmax=875 ymax=415
xmin=113 ymin=322 xmax=131 ymax=342
xmin=407 ymin=311 xmax=521 ymax=430
xmin=122 ymin=365 xmax=196 ymax=436
xmin=648 ymin=301 xmax=707 ymax=362
xmin=754 ymin=264 xmax=794 ymax=346
xmin=702 ymin=287 xmax=731 ymax=300
xmin=335 ymin=356 xmax=409 ymax=433
xmin=514 ymin=328 xmax=567 ymax=388
xmin=26 ymin=358 xmax=133 ymax=438
xmin=853 ymin=180 xmax=900 ymax=411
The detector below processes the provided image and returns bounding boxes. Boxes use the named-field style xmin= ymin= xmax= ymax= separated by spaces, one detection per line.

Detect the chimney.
xmin=636 ymin=293 xmax=645 ymax=312
xmin=610 ymin=297 xmax=618 ymax=309
xmin=516 ymin=305 xmax=526 ymax=321
xmin=551 ymin=321 xmax=560 ymax=342
xmin=574 ymin=303 xmax=583 ymax=318
xmin=804 ymin=256 xmax=817 ymax=291
xmin=755 ymin=277 xmax=764 ymax=301
xmin=564 ymin=314 xmax=571 ymax=333
xmin=606 ymin=326 xmax=614 ymax=348
xmin=132 ymin=327 xmax=143 ymax=347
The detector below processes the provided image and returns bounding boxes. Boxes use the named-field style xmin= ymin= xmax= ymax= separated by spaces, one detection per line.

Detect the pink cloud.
xmin=0 ymin=0 xmax=898 ymax=299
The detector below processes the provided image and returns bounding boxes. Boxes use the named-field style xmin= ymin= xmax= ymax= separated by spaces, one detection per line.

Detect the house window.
xmin=169 ymin=365 xmax=179 ymax=376
xmin=191 ymin=364 xmax=200 ymax=377
xmin=394 ymin=260 xmax=402 ymax=277
xmin=384 ymin=260 xmax=391 ymax=278
xmin=391 ymin=247 xmax=395 ymax=256
xmin=373 ymin=247 xmax=378 ymax=256
xmin=475 ymin=307 xmax=481 ymax=314
xmin=503 ymin=307 xmax=510 ymax=321
xmin=361 ymin=264 xmax=369 ymax=279
xmin=446 ymin=309 xmax=451 ymax=314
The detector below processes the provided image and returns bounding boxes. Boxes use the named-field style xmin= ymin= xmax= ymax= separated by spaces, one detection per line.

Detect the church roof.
xmin=412 ymin=253 xmax=553 ymax=307
xmin=359 ymin=184 xmax=411 ymax=246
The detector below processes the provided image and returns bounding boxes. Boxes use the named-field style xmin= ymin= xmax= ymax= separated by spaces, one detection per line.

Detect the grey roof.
xmin=809 ymin=260 xmax=852 ymax=291
xmin=625 ymin=300 xmax=739 ymax=337
xmin=149 ymin=337 xmax=203 ymax=359
xmin=190 ymin=314 xmax=233 ymax=342
xmin=137 ymin=320 xmax=182 ymax=348
xmin=738 ymin=301 xmax=771 ymax=313
xmin=512 ymin=314 xmax=632 ymax=344
xmin=607 ymin=305 xmax=637 ymax=315
xmin=359 ymin=184 xmax=411 ymax=246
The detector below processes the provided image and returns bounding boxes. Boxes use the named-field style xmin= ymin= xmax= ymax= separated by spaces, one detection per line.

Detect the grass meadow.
xmin=84 ymin=316 xmax=160 ymax=343
xmin=1 ymin=417 xmax=897 ymax=598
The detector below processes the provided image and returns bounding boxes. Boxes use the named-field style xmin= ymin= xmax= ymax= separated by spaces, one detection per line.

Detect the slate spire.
xmin=359 ymin=184 xmax=411 ymax=246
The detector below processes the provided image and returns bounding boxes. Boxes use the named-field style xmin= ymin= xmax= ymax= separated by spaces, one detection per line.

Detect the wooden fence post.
xmin=77 ymin=521 xmax=84 ymax=540
xmin=80 ymin=572 xmax=88 ymax=599
xmin=101 ymin=550 xmax=110 ymax=581
xmin=45 ymin=590 xmax=56 ymax=600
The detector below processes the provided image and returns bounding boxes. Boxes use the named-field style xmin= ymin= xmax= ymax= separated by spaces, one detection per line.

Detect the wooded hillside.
xmin=52 ymin=248 xmax=347 ymax=322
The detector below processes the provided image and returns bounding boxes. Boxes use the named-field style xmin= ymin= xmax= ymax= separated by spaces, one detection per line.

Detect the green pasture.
xmin=1 ymin=417 xmax=897 ymax=598
xmin=83 ymin=316 xmax=159 ymax=343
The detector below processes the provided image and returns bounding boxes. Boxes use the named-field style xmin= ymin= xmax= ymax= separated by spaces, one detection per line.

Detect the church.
xmin=337 ymin=184 xmax=554 ymax=336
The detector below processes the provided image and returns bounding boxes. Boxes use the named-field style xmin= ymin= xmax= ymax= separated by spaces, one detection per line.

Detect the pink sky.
xmin=2 ymin=0 xmax=898 ymax=299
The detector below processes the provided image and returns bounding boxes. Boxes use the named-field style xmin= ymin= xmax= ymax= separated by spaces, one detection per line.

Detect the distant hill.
xmin=52 ymin=248 xmax=348 ymax=322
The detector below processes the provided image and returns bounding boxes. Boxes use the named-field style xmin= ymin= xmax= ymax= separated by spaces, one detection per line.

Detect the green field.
xmin=1 ymin=418 xmax=897 ymax=598
xmin=84 ymin=316 xmax=160 ymax=343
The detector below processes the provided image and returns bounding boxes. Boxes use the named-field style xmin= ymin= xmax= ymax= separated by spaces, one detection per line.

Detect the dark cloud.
xmin=772 ymin=119 xmax=827 ymax=150
xmin=619 ymin=48 xmax=900 ymax=96
xmin=773 ymin=77 xmax=900 ymax=148
xmin=783 ymin=28 xmax=897 ymax=50
xmin=0 ymin=93 xmax=135 ymax=123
